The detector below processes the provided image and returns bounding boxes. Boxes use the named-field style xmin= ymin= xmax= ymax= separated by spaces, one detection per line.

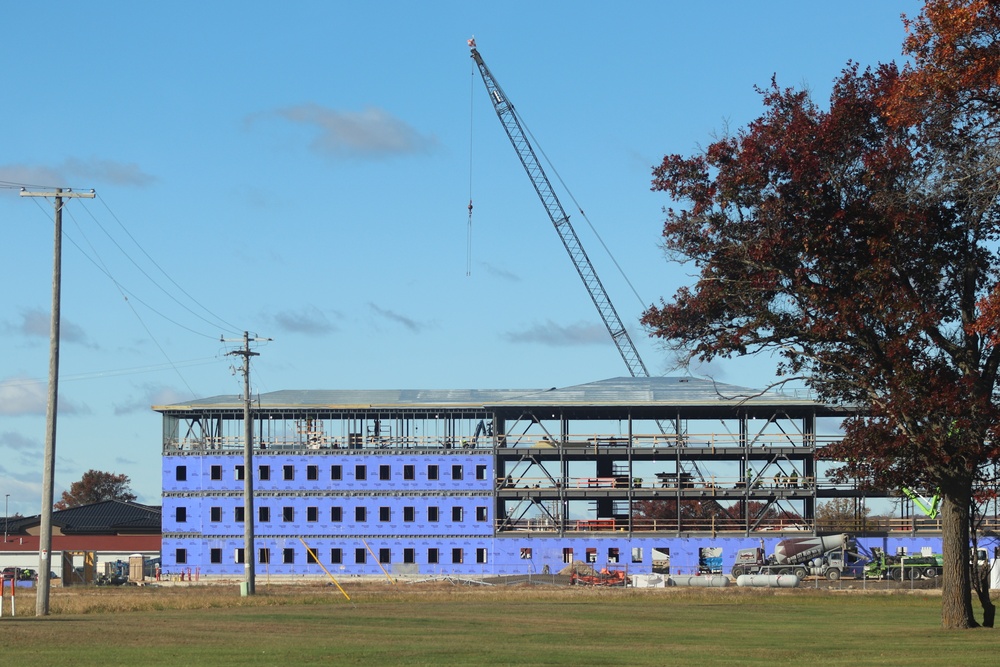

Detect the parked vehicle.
xmin=731 ymin=534 xmax=852 ymax=581
xmin=1 ymin=567 xmax=37 ymax=581
xmin=864 ymin=546 xmax=989 ymax=580
xmin=865 ymin=547 xmax=939 ymax=580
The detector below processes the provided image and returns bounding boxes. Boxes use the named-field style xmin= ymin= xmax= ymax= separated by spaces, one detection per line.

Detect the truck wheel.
xmin=888 ymin=568 xmax=901 ymax=581
xmin=793 ymin=567 xmax=807 ymax=580
xmin=924 ymin=567 xmax=939 ymax=579
xmin=907 ymin=567 xmax=920 ymax=580
xmin=731 ymin=567 xmax=745 ymax=578
xmin=826 ymin=568 xmax=841 ymax=581
xmin=778 ymin=568 xmax=792 ymax=576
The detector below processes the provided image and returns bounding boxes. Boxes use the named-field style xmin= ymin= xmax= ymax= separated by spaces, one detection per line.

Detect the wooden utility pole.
xmin=223 ymin=331 xmax=269 ymax=595
xmin=19 ymin=187 xmax=95 ymax=616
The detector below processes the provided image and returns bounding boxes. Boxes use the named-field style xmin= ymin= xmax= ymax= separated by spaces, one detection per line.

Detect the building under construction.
xmin=158 ymin=375 xmax=958 ymax=577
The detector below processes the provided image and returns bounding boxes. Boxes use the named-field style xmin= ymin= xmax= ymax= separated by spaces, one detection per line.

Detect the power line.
xmin=94 ymin=195 xmax=243 ymax=335
xmin=25 ymin=192 xmax=215 ymax=398
xmin=62 ymin=203 xmax=220 ymax=397
xmin=0 ymin=357 xmax=223 ymax=386
xmin=27 ymin=193 xmax=244 ymax=340
xmin=73 ymin=200 xmax=240 ymax=335
xmin=20 ymin=187 xmax=258 ymax=403
xmin=1 ymin=179 xmax=73 ymax=190
xmin=59 ymin=221 xmax=223 ymax=340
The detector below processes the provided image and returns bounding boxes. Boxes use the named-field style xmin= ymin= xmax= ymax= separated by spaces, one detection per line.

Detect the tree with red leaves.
xmin=54 ymin=469 xmax=136 ymax=510
xmin=892 ymin=0 xmax=1000 ymax=629
xmin=643 ymin=1 xmax=1000 ymax=629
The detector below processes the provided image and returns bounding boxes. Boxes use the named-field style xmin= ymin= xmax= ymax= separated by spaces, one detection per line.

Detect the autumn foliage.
xmin=643 ymin=1 xmax=1000 ymax=628
xmin=54 ymin=469 xmax=137 ymax=510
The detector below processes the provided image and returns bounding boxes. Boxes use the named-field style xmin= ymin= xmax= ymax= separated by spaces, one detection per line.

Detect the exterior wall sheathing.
xmin=161 ymin=451 xmax=945 ymax=578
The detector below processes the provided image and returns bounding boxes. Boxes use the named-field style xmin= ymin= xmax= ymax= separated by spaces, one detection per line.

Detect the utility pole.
xmin=223 ymin=331 xmax=269 ymax=595
xmin=20 ymin=187 xmax=95 ymax=616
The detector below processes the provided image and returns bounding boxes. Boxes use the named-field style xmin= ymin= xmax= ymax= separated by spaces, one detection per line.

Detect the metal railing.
xmin=165 ymin=434 xmax=496 ymax=452
xmin=496 ymin=475 xmax=820 ymax=491
xmin=494 ymin=516 xmax=1000 ymax=535
xmin=164 ymin=431 xmax=844 ymax=453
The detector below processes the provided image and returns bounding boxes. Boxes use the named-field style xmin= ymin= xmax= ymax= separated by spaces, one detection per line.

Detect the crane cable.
xmin=519 ymin=117 xmax=647 ymax=310
xmin=467 ymin=54 xmax=475 ymax=277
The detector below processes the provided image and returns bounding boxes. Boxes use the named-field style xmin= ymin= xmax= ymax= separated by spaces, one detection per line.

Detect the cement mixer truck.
xmin=731 ymin=534 xmax=852 ymax=581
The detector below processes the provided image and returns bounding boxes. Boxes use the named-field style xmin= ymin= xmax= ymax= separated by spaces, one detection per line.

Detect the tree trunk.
xmin=939 ymin=480 xmax=978 ymax=629
xmin=974 ymin=572 xmax=995 ymax=628
xmin=971 ymin=530 xmax=995 ymax=628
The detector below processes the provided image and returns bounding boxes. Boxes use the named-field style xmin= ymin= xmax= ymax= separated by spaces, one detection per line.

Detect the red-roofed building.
xmin=0 ymin=500 xmax=161 ymax=580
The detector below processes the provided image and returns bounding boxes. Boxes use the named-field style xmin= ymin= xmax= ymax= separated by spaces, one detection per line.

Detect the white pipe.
xmin=736 ymin=574 xmax=800 ymax=588
xmin=669 ymin=575 xmax=730 ymax=587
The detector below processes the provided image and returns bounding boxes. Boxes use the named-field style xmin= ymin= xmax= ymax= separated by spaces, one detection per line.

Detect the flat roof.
xmin=153 ymin=376 xmax=849 ymax=418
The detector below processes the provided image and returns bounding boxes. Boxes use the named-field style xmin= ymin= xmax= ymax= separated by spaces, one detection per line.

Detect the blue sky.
xmin=0 ymin=1 xmax=924 ymax=513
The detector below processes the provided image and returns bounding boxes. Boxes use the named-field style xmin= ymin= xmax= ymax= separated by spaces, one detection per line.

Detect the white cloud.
xmin=63 ymin=157 xmax=155 ymax=187
xmin=0 ymin=158 xmax=154 ymax=190
xmin=0 ymin=377 xmax=47 ymax=415
xmin=0 ymin=431 xmax=38 ymax=451
xmin=270 ymin=307 xmax=338 ymax=335
xmin=369 ymin=303 xmax=423 ymax=332
xmin=0 ymin=469 xmax=42 ymax=516
xmin=270 ymin=104 xmax=438 ymax=159
xmin=7 ymin=308 xmax=93 ymax=347
xmin=504 ymin=320 xmax=609 ymax=346
xmin=114 ymin=384 xmax=190 ymax=415
xmin=0 ymin=164 xmax=63 ymax=190
xmin=480 ymin=261 xmax=521 ymax=282
xmin=0 ymin=432 xmax=43 ymax=471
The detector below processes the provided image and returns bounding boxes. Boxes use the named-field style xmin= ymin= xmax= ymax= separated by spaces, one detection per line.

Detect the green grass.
xmin=0 ymin=583 xmax=995 ymax=666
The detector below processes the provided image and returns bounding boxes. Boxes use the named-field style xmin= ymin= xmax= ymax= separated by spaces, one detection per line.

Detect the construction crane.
xmin=470 ymin=40 xmax=722 ymax=492
xmin=468 ymin=38 xmax=649 ymax=378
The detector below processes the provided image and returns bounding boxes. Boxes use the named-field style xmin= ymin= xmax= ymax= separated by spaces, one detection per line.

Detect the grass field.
xmin=0 ymin=581 xmax=996 ymax=666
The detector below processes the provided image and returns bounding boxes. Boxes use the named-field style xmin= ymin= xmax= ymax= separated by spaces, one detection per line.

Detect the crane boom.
xmin=469 ymin=40 xmax=649 ymax=378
